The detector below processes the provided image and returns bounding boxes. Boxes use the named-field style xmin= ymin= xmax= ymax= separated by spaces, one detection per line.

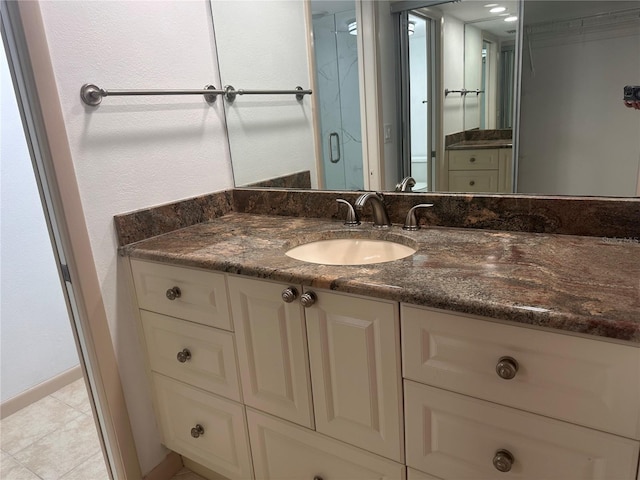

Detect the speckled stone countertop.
xmin=446 ymin=139 xmax=513 ymax=150
xmin=120 ymin=212 xmax=640 ymax=344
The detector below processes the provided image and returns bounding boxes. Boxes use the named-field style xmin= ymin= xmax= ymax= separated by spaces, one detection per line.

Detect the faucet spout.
xmin=354 ymin=192 xmax=392 ymax=228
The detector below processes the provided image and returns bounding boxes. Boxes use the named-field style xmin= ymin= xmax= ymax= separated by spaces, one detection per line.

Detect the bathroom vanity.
xmin=118 ymin=201 xmax=640 ymax=480
xmin=442 ymin=130 xmax=513 ymax=193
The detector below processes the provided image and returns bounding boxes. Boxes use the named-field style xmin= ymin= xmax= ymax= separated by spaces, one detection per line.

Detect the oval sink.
xmin=285 ymin=238 xmax=416 ymax=265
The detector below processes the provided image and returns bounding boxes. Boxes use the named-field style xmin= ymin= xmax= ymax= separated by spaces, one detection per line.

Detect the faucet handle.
xmin=336 ymin=199 xmax=360 ymax=226
xmin=403 ymin=204 xmax=434 ymax=231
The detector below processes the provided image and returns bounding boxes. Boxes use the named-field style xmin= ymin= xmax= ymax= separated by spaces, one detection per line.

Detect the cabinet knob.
xmin=190 ymin=424 xmax=205 ymax=438
xmin=496 ymin=356 xmax=519 ymax=380
xmin=313 ymin=477 xmax=323 ymax=480
xmin=300 ymin=292 xmax=317 ymax=308
xmin=493 ymin=449 xmax=514 ymax=472
xmin=166 ymin=286 xmax=181 ymax=300
xmin=470 ymin=157 xmax=476 ymax=162
xmin=176 ymin=348 xmax=192 ymax=363
xmin=281 ymin=287 xmax=299 ymax=303
xmin=469 ymin=180 xmax=475 ymax=186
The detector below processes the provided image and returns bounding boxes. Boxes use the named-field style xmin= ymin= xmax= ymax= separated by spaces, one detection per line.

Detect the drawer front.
xmin=448 ymin=149 xmax=499 ymax=170
xmin=405 ymin=380 xmax=640 ymax=480
xmin=408 ymin=468 xmax=441 ymax=480
xmin=448 ymin=170 xmax=498 ymax=192
xmin=247 ymin=409 xmax=405 ymax=480
xmin=141 ymin=311 xmax=241 ymax=402
xmin=402 ymin=305 xmax=640 ymax=439
xmin=152 ymin=374 xmax=253 ymax=480
xmin=131 ymin=259 xmax=232 ymax=331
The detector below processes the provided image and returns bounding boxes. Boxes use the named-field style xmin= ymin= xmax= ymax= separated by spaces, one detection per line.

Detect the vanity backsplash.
xmin=115 ymin=189 xmax=640 ymax=247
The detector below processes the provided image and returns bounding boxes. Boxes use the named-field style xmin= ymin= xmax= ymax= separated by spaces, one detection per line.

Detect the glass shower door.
xmin=311 ymin=4 xmax=364 ymax=190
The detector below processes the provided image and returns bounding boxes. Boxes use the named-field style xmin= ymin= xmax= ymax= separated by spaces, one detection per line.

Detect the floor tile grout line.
xmin=1 ymin=398 xmax=86 ymax=458
xmin=2 ymin=447 xmax=46 ymax=479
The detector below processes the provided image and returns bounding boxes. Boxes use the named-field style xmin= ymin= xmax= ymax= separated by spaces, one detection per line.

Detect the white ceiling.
xmin=438 ymin=0 xmax=520 ymax=39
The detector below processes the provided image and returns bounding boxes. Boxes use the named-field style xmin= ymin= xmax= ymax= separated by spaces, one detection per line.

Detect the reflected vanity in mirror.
xmin=209 ymin=0 xmax=640 ymax=197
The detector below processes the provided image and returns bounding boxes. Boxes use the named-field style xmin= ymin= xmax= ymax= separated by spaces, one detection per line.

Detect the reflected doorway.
xmin=399 ymin=11 xmax=437 ymax=192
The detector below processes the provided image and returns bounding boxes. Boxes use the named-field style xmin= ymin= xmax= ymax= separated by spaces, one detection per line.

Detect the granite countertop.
xmin=120 ymin=212 xmax=640 ymax=344
xmin=447 ymin=139 xmax=513 ymax=150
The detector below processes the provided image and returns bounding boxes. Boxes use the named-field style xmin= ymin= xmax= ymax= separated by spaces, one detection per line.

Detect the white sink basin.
xmin=285 ymin=238 xmax=416 ymax=265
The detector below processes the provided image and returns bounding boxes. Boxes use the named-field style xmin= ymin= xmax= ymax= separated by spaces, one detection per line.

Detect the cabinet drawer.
xmin=247 ymin=409 xmax=405 ymax=480
xmin=401 ymin=305 xmax=640 ymax=439
xmin=448 ymin=170 xmax=498 ymax=192
xmin=152 ymin=374 xmax=253 ymax=480
xmin=141 ymin=311 xmax=241 ymax=402
xmin=404 ymin=380 xmax=640 ymax=480
xmin=448 ymin=149 xmax=499 ymax=170
xmin=131 ymin=259 xmax=232 ymax=331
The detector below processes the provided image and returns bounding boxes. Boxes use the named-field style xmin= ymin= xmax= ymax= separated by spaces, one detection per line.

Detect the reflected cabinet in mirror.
xmin=210 ymin=0 xmax=640 ymax=197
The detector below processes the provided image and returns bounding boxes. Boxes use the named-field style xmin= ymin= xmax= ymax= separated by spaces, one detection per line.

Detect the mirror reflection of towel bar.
xmin=444 ymin=88 xmax=485 ymax=96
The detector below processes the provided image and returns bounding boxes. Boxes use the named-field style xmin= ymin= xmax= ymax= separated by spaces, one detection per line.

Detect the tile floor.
xmin=1 ymin=379 xmax=205 ymax=480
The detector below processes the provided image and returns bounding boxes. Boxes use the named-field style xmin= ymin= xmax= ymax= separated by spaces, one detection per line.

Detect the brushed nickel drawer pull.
xmin=166 ymin=286 xmax=181 ymax=300
xmin=496 ymin=356 xmax=519 ymax=380
xmin=281 ymin=287 xmax=299 ymax=303
xmin=493 ymin=449 xmax=514 ymax=472
xmin=177 ymin=348 xmax=192 ymax=363
xmin=190 ymin=424 xmax=205 ymax=438
xmin=300 ymin=292 xmax=317 ymax=308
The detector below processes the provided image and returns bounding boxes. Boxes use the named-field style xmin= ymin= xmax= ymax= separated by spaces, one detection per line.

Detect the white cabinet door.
xmin=247 ymin=408 xmax=405 ymax=480
xmin=152 ymin=374 xmax=253 ymax=480
xmin=228 ymin=276 xmax=314 ymax=428
xmin=141 ymin=311 xmax=242 ymax=402
xmin=404 ymin=380 xmax=640 ymax=480
xmin=402 ymin=305 xmax=640 ymax=439
xmin=407 ymin=468 xmax=441 ymax=480
xmin=131 ymin=259 xmax=232 ymax=330
xmin=305 ymin=288 xmax=404 ymax=462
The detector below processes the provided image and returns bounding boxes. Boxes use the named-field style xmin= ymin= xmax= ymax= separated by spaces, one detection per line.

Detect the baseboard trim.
xmin=143 ymin=451 xmax=183 ymax=480
xmin=1 ymin=365 xmax=82 ymax=419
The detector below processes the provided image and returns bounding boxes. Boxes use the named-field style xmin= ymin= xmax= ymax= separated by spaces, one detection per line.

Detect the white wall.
xmin=518 ymin=26 xmax=640 ymax=196
xmin=1 ymin=45 xmax=78 ymax=403
xmin=463 ymin=24 xmax=482 ymax=130
xmin=442 ymin=14 xmax=465 ymax=135
xmin=37 ymin=1 xmax=234 ymax=474
xmin=210 ymin=1 xmax=317 ymax=187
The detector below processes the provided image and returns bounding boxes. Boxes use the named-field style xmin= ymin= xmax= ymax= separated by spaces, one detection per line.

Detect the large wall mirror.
xmin=210 ymin=0 xmax=640 ymax=197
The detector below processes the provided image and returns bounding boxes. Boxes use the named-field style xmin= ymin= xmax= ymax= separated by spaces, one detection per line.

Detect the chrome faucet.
xmin=395 ymin=176 xmax=416 ymax=192
xmin=354 ymin=192 xmax=392 ymax=228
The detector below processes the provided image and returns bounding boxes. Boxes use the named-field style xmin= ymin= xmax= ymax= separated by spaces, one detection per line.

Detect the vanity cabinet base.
xmin=152 ymin=374 xmax=253 ymax=480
